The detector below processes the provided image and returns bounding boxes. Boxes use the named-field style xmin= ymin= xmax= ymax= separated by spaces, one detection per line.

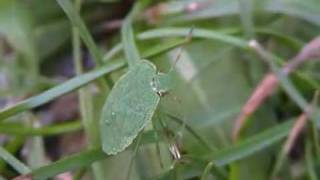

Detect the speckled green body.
xmin=100 ymin=60 xmax=161 ymax=155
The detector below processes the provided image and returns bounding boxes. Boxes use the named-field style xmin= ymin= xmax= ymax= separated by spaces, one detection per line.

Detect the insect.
xmin=99 ymin=3 xmax=192 ymax=154
xmin=100 ymin=60 xmax=171 ymax=155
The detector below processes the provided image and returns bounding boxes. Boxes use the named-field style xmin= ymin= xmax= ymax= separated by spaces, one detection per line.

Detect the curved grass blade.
xmin=138 ymin=27 xmax=249 ymax=49
xmin=0 ymin=62 xmax=124 ymax=122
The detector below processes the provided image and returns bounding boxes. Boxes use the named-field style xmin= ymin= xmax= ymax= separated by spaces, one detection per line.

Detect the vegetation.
xmin=0 ymin=0 xmax=319 ymax=179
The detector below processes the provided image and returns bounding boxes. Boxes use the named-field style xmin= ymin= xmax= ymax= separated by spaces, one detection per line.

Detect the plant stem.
xmin=72 ymin=0 xmax=106 ymax=179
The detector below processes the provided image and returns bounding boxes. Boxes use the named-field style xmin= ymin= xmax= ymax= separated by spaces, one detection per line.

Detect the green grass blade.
xmin=17 ymin=130 xmax=160 ymax=180
xmin=56 ymin=0 xmax=103 ymax=66
xmin=238 ymin=0 xmax=254 ymax=37
xmin=102 ymin=38 xmax=187 ymax=63
xmin=305 ymin=140 xmax=318 ymax=180
xmin=142 ymin=38 xmax=188 ymax=59
xmin=138 ymin=27 xmax=249 ymax=49
xmin=0 ymin=62 xmax=124 ymax=121
xmin=0 ymin=121 xmax=82 ymax=136
xmin=30 ymin=149 xmax=106 ymax=180
xmin=201 ymin=120 xmax=294 ymax=166
xmin=121 ymin=2 xmax=142 ymax=68
xmin=102 ymin=43 xmax=123 ymax=62
xmin=0 ymin=146 xmax=31 ymax=174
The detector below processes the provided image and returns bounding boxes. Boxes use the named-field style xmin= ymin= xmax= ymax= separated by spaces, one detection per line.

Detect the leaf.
xmin=200 ymin=120 xmax=294 ymax=166
xmin=100 ymin=60 xmax=161 ymax=154
xmin=0 ymin=62 xmax=124 ymax=122
xmin=0 ymin=146 xmax=31 ymax=174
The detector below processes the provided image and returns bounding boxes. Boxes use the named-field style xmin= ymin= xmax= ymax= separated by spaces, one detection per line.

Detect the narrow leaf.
xmin=56 ymin=0 xmax=103 ymax=66
xmin=200 ymin=120 xmax=294 ymax=166
xmin=0 ymin=62 xmax=124 ymax=121
xmin=0 ymin=146 xmax=31 ymax=174
xmin=121 ymin=2 xmax=142 ymax=68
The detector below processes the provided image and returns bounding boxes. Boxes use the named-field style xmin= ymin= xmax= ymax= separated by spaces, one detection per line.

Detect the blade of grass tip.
xmin=199 ymin=120 xmax=294 ymax=166
xmin=138 ymin=27 xmax=249 ymax=49
xmin=0 ymin=62 xmax=124 ymax=122
xmin=0 ymin=146 xmax=31 ymax=174
xmin=0 ymin=121 xmax=82 ymax=136
xmin=305 ymin=140 xmax=318 ymax=180
xmin=121 ymin=2 xmax=143 ymax=68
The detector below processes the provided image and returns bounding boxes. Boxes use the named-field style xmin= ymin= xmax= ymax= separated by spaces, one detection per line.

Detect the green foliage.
xmin=0 ymin=0 xmax=319 ymax=179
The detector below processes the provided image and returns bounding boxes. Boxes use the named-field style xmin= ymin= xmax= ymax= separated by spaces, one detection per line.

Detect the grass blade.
xmin=0 ymin=121 xmax=82 ymax=136
xmin=56 ymin=0 xmax=103 ymax=66
xmin=0 ymin=36 xmax=193 ymax=122
xmin=121 ymin=2 xmax=142 ymax=68
xmin=201 ymin=120 xmax=294 ymax=166
xmin=28 ymin=149 xmax=106 ymax=180
xmin=305 ymin=140 xmax=318 ymax=180
xmin=238 ymin=0 xmax=254 ymax=37
xmin=0 ymin=146 xmax=31 ymax=174
xmin=15 ymin=130 xmax=161 ymax=180
xmin=138 ymin=27 xmax=248 ymax=49
xmin=0 ymin=62 xmax=124 ymax=121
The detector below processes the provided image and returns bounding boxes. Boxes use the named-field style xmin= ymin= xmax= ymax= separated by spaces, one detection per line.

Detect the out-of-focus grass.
xmin=0 ymin=0 xmax=319 ymax=179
